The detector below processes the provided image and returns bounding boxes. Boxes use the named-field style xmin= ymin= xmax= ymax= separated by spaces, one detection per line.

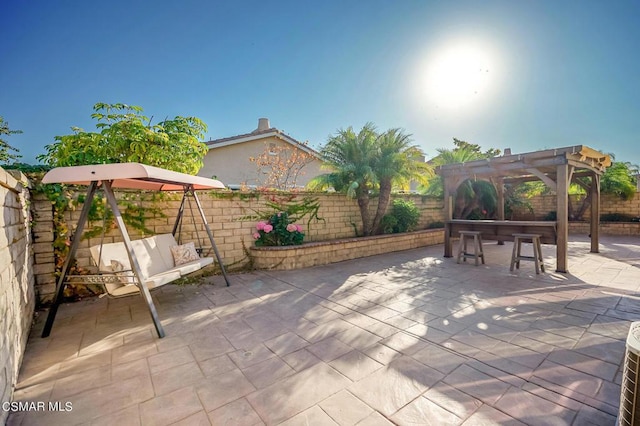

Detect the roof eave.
xmin=206 ymin=130 xmax=321 ymax=158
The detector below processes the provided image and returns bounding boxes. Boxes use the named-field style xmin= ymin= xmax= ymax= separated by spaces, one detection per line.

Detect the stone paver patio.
xmin=8 ymin=235 xmax=640 ymax=425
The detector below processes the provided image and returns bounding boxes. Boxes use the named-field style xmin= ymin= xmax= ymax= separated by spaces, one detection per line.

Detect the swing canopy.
xmin=42 ymin=162 xmax=225 ymax=190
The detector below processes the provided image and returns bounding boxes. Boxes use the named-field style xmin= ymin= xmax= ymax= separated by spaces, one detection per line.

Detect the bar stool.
xmin=510 ymin=233 xmax=545 ymax=274
xmin=457 ymin=231 xmax=485 ymax=266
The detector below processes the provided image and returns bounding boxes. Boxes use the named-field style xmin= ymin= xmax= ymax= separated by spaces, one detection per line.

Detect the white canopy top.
xmin=42 ymin=163 xmax=225 ymax=191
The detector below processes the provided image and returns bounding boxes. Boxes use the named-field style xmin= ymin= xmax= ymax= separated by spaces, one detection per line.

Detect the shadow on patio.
xmin=8 ymin=235 xmax=639 ymax=425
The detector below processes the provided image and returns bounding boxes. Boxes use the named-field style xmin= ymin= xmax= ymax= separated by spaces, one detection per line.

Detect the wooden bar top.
xmin=446 ymin=219 xmax=556 ymax=227
xmin=444 ymin=220 xmax=558 ymax=257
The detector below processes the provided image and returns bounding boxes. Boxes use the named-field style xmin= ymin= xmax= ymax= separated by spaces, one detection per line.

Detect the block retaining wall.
xmin=250 ymin=229 xmax=445 ymax=270
xmin=512 ymin=193 xmax=640 ymax=221
xmin=569 ymin=221 xmax=640 ymax=236
xmin=30 ymin=190 xmax=444 ymax=303
xmin=28 ymin=187 xmax=640 ymax=304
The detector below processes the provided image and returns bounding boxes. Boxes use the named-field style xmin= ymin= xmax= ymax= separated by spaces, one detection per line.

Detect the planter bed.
xmin=250 ymin=228 xmax=445 ymax=270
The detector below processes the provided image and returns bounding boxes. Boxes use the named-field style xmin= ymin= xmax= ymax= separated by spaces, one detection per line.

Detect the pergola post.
xmin=496 ymin=178 xmax=505 ymax=245
xmin=590 ymin=173 xmax=601 ymax=253
xmin=496 ymin=178 xmax=505 ymax=221
xmin=556 ymin=164 xmax=570 ymax=273
xmin=443 ymin=179 xmax=454 ymax=257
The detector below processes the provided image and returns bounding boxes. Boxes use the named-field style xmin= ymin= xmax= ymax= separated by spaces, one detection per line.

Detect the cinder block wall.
xmin=251 ymin=229 xmax=445 ymax=270
xmin=0 ymin=168 xmax=35 ymax=425
xmin=30 ymin=192 xmax=57 ymax=304
xmin=30 ymin=190 xmax=444 ymax=303
xmin=29 ymin=185 xmax=640 ymax=304
xmin=512 ymin=192 xmax=640 ymax=220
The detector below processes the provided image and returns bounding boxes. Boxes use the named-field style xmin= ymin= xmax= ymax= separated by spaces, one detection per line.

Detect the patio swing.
xmin=40 ymin=163 xmax=231 ymax=339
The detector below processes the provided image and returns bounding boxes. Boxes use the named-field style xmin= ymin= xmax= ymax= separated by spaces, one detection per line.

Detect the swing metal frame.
xmin=40 ymin=163 xmax=231 ymax=339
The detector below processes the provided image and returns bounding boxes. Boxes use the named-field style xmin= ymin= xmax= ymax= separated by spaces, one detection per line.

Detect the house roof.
xmin=205 ymin=126 xmax=321 ymax=158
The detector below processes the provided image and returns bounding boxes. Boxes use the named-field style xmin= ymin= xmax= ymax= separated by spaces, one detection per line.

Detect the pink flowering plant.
xmin=253 ymin=211 xmax=304 ymax=246
xmin=244 ymin=194 xmax=322 ymax=247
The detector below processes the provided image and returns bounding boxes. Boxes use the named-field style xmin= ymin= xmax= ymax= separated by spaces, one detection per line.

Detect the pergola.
xmin=436 ymin=145 xmax=611 ymax=272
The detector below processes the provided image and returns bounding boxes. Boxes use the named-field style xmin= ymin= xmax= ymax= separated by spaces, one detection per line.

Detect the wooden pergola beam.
xmin=437 ymin=156 xmax=567 ymax=178
xmin=437 ymin=145 xmax=610 ymax=179
xmin=502 ymin=169 xmax=597 ymax=186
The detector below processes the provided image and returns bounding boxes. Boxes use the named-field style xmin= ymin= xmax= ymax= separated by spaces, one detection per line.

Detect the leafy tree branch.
xmin=0 ymin=116 xmax=22 ymax=163
xmin=38 ymin=103 xmax=208 ymax=175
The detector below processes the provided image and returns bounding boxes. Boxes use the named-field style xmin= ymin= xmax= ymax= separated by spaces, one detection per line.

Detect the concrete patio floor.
xmin=8 ymin=235 xmax=640 ymax=425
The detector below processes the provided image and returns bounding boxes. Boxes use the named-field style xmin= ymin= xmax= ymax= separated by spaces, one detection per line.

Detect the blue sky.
xmin=2 ymin=0 xmax=639 ymax=167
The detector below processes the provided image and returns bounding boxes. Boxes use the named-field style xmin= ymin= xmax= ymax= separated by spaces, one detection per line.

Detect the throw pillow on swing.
xmin=170 ymin=242 xmax=200 ymax=266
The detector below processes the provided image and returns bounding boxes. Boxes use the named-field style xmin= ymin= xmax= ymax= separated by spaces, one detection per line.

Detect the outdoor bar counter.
xmin=444 ymin=219 xmax=557 ymax=257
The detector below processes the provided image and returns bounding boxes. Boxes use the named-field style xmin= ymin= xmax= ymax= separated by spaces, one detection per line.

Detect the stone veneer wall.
xmin=0 ymin=168 xmax=35 ymax=425
xmin=250 ymin=229 xmax=445 ymax=270
xmin=30 ymin=191 xmax=445 ymax=303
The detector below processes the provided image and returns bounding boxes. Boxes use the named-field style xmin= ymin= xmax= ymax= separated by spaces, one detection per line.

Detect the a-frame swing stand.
xmin=41 ymin=180 xmax=231 ymax=339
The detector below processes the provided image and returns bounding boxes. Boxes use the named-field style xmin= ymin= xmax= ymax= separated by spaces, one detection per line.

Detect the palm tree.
xmin=309 ymin=124 xmax=432 ymax=236
xmin=308 ymin=123 xmax=379 ymax=235
xmin=425 ymin=141 xmax=498 ymax=219
xmin=422 ymin=143 xmax=486 ymax=198
xmin=570 ymin=159 xmax=638 ymax=220
xmin=370 ymin=128 xmax=432 ymax=233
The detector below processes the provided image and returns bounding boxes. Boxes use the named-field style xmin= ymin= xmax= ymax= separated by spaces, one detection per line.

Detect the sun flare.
xmin=424 ymin=42 xmax=494 ymax=109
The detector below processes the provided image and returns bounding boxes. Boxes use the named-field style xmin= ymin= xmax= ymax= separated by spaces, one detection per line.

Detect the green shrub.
xmin=380 ymin=215 xmax=398 ymax=234
xmin=381 ymin=199 xmax=420 ymax=234
xmin=427 ymin=221 xmax=445 ymax=229
xmin=543 ymin=211 xmax=557 ymax=221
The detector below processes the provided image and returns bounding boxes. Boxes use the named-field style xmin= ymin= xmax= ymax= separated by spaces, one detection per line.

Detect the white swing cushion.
xmin=89 ymin=233 xmax=214 ymax=296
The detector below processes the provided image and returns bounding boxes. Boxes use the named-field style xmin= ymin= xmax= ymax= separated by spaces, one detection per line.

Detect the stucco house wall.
xmin=199 ymin=136 xmax=323 ymax=189
xmin=198 ymin=118 xmax=324 ymax=189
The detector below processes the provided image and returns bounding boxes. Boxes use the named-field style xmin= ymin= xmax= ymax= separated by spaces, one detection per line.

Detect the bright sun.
xmin=424 ymin=42 xmax=494 ymax=109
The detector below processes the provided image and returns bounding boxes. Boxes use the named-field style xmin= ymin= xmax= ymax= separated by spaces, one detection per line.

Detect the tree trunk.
xmin=458 ymin=191 xmax=480 ymax=219
xmin=572 ymin=179 xmax=592 ymax=221
xmin=371 ymin=179 xmax=392 ymax=234
xmin=574 ymin=192 xmax=591 ymax=221
xmin=357 ymin=194 xmax=372 ymax=236
xmin=460 ymin=199 xmax=480 ymax=219
xmin=454 ymin=192 xmax=465 ymax=218
xmin=568 ymin=196 xmax=574 ymax=220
